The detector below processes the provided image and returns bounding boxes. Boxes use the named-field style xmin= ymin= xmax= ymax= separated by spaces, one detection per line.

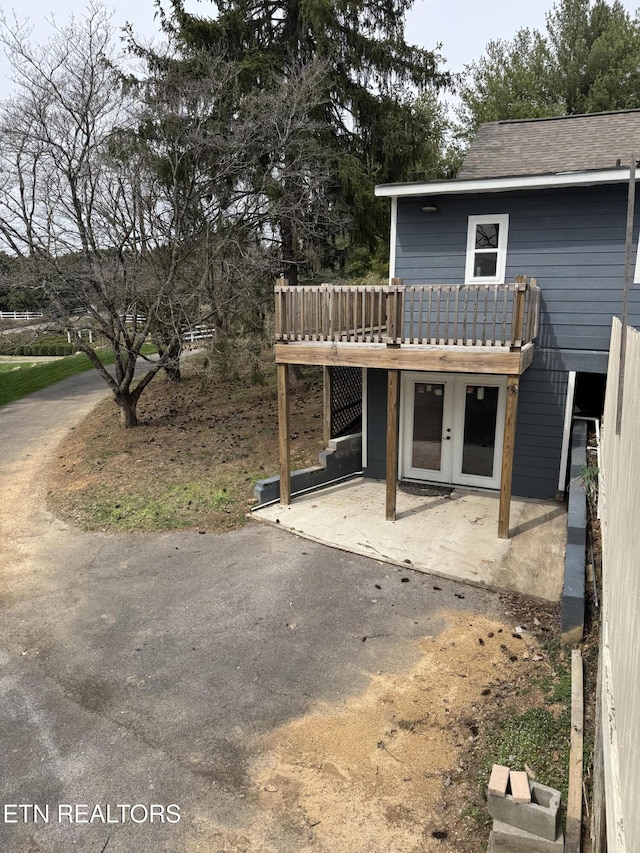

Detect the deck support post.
xmin=498 ymin=375 xmax=520 ymax=538
xmin=386 ymin=369 xmax=400 ymax=521
xmin=323 ymin=366 xmax=333 ymax=446
xmin=277 ymin=363 xmax=291 ymax=505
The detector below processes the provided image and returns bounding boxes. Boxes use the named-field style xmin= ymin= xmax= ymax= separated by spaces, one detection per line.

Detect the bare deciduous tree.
xmin=0 ymin=3 xmax=338 ymax=425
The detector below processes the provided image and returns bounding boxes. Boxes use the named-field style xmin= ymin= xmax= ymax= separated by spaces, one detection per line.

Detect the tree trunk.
xmin=163 ymin=359 xmax=181 ymax=382
xmin=117 ymin=392 xmax=139 ymax=428
xmin=154 ymin=334 xmax=182 ymax=382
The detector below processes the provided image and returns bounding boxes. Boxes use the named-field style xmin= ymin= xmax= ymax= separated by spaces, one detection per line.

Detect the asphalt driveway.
xmin=0 ymin=370 xmax=521 ymax=852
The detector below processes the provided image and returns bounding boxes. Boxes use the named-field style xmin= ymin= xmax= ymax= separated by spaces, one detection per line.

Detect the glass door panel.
xmin=461 ymin=385 xmax=499 ymax=477
xmin=401 ymin=373 xmax=453 ymax=483
xmin=411 ymin=382 xmax=445 ymax=471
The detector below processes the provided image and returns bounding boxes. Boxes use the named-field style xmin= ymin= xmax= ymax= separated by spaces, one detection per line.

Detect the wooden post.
xmin=387 ymin=277 xmax=404 ymax=343
xmin=527 ymin=277 xmax=539 ymax=342
xmin=323 ymin=366 xmax=333 ymax=446
xmin=275 ymin=276 xmax=288 ymax=341
xmin=498 ymin=375 xmax=520 ymax=538
xmin=512 ymin=276 xmax=527 ymax=349
xmin=277 ymin=363 xmax=291 ymax=505
xmin=386 ymin=369 xmax=399 ymax=521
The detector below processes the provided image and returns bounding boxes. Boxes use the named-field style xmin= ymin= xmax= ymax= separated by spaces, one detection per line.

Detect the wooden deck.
xmin=275 ymin=277 xmax=540 ymax=373
xmin=273 ymin=276 xmax=541 ymax=538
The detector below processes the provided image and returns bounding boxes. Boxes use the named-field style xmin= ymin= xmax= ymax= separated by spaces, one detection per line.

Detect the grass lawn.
xmin=0 ymin=345 xmax=155 ymax=407
xmin=0 ymin=362 xmax=37 ymax=374
xmin=0 ymin=351 xmax=114 ymax=407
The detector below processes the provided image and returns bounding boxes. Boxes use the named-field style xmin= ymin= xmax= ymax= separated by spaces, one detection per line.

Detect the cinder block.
xmin=488 ymin=764 xmax=510 ymax=797
xmin=490 ymin=819 xmax=564 ymax=852
xmin=509 ymin=770 xmax=531 ymax=803
xmin=487 ymin=781 xmax=561 ymax=842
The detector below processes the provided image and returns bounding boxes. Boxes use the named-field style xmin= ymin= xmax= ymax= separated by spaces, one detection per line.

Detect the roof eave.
xmin=374 ymin=168 xmax=638 ymax=198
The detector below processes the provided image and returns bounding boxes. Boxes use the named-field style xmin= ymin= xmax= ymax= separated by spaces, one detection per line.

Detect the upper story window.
xmin=465 ymin=214 xmax=509 ymax=284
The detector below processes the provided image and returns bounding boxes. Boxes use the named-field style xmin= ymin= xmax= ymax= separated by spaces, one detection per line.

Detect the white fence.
xmin=0 ymin=310 xmax=44 ymax=320
xmin=180 ymin=324 xmax=215 ymax=344
xmin=596 ymin=317 xmax=640 ymax=851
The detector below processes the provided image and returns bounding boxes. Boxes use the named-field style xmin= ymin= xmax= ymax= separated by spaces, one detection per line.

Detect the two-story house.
xmin=271 ymin=109 xmax=640 ymax=537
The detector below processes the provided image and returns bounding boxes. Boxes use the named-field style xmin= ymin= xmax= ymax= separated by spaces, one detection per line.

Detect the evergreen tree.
xmin=459 ymin=0 xmax=640 ymax=136
xmin=160 ymin=0 xmax=450 ymax=280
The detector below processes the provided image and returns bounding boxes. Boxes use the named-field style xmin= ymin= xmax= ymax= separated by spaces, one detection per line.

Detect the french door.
xmin=400 ymin=373 xmax=507 ymax=489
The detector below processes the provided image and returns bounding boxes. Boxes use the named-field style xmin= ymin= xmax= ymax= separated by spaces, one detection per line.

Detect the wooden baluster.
xmin=435 ymin=287 xmax=442 ymax=344
xmin=407 ymin=286 xmax=414 ymax=343
xmin=501 ymin=284 xmax=510 ymax=346
xmin=472 ymin=287 xmax=479 ymax=346
xmin=444 ymin=286 xmax=451 ymax=344
xmin=290 ymin=287 xmax=296 ymax=340
xmin=491 ymin=285 xmax=498 ymax=346
xmin=481 ymin=285 xmax=488 ymax=345
xmin=453 ymin=285 xmax=460 ymax=345
xmin=416 ymin=286 xmax=424 ymax=345
xmin=344 ymin=287 xmax=349 ymax=340
xmin=461 ymin=287 xmax=468 ymax=345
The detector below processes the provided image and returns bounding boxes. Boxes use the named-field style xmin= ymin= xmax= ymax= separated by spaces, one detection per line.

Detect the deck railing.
xmin=275 ymin=278 xmax=540 ymax=349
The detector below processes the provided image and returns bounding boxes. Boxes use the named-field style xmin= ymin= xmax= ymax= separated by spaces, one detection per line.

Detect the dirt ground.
xmin=47 ymin=362 xmax=326 ymax=533
xmin=39 ymin=360 xmax=570 ymax=851
xmin=184 ymin=604 xmax=563 ymax=853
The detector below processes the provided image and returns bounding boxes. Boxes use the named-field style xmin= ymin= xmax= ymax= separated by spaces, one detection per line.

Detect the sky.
xmin=1 ymin=0 xmax=639 ymax=84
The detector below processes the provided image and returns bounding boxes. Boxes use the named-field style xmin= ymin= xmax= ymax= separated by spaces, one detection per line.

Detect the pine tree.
xmin=161 ymin=0 xmax=450 ymax=280
xmin=459 ymin=0 xmax=640 ymax=136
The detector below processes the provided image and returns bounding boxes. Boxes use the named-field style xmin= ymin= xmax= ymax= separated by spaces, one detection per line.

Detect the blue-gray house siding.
xmin=395 ymin=184 xmax=640 ymax=352
xmin=364 ymin=183 xmax=633 ymax=499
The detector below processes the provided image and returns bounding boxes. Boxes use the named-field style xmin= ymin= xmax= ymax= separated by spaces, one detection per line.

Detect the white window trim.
xmin=634 ymin=238 xmax=640 ymax=283
xmin=465 ymin=214 xmax=509 ymax=284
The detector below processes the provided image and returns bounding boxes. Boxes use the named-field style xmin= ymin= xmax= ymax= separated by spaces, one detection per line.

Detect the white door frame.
xmin=400 ymin=372 xmax=507 ymax=490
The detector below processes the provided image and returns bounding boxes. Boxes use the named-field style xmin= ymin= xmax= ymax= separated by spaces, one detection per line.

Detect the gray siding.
xmin=396 ymin=185 xmax=640 ymax=352
xmin=512 ymin=351 xmax=569 ymax=498
xmin=364 ymin=369 xmax=388 ymax=480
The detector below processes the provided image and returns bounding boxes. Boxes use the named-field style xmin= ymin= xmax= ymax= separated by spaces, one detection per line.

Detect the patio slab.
xmin=253 ymin=478 xmax=566 ymax=601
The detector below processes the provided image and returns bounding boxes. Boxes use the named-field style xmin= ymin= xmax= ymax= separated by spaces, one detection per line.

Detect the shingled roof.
xmin=458 ymin=109 xmax=640 ymax=180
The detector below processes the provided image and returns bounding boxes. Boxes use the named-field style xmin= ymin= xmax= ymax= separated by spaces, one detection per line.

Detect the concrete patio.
xmin=253 ymin=478 xmax=567 ymax=601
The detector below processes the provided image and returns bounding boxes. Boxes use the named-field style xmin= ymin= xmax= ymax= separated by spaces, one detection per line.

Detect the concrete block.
xmin=509 ymin=770 xmax=530 ymax=804
xmin=488 ymin=764 xmax=510 ymax=798
xmin=254 ymin=434 xmax=362 ymax=505
xmin=487 ymin=781 xmax=561 ymax=842
xmin=489 ymin=820 xmax=564 ymax=853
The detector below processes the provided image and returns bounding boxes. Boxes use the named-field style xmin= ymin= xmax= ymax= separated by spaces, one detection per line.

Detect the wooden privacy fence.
xmin=275 ymin=279 xmax=540 ymax=349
